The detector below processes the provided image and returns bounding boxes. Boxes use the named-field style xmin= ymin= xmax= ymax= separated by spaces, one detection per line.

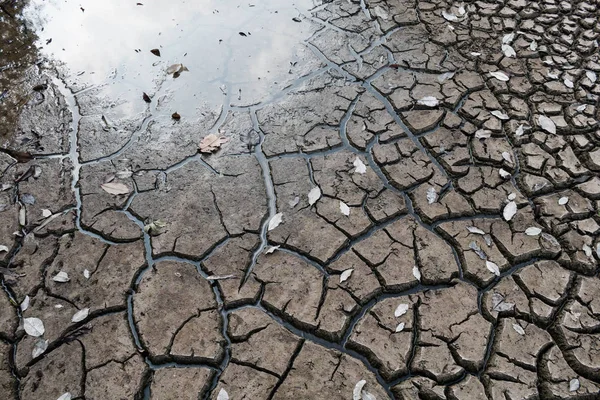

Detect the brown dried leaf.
xmin=199 ymin=134 xmax=229 ymax=153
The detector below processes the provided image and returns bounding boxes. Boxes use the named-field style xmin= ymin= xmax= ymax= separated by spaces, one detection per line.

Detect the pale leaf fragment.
xmin=564 ymin=78 xmax=574 ymax=88
xmin=582 ymin=244 xmax=592 ymax=258
xmin=20 ymin=295 xmax=30 ymax=311
xmin=413 ymin=265 xmax=421 ymax=281
xmin=489 ymin=71 xmax=509 ymax=81
xmin=52 ymin=271 xmax=70 ymax=283
xmin=501 ymin=44 xmax=516 ymax=58
xmin=84 ymin=269 xmax=91 ymax=279
xmin=503 ymin=201 xmax=517 ymax=221
xmin=486 ymin=260 xmax=501 ymax=276
xmin=289 ymin=196 xmax=300 ymax=208
xmin=71 ymin=308 xmax=89 ymax=323
xmin=570 ymin=378 xmax=580 ymax=392
xmin=512 ymin=323 xmax=525 ymax=335
xmin=499 ymin=169 xmax=511 ymax=179
xmin=265 ymin=245 xmax=280 ymax=254
xmin=42 ymin=209 xmax=52 ymax=218
xmin=586 ymin=71 xmax=597 ymax=83
xmin=199 ymin=134 xmax=229 ymax=153
xmin=576 ymin=104 xmax=587 ymax=112
xmin=491 ymin=110 xmax=509 ymax=120
xmin=515 ymin=124 xmax=525 ymax=136
xmin=502 ymin=32 xmax=515 ymax=44
xmin=426 ymin=187 xmax=438 ymax=204
xmin=395 ymin=303 xmax=409 ymax=317
xmin=340 ymin=269 xmax=353 ymax=283
xmin=19 ymin=206 xmax=25 ymax=225
xmin=362 ymin=392 xmax=376 ymax=400
xmin=395 ymin=322 xmax=405 ymax=332
xmin=308 ymin=187 xmax=321 ymax=205
xmin=217 ymin=389 xmax=229 ymax=400
xmin=101 ymin=182 xmax=130 ymax=195
xmin=32 ymin=339 xmax=48 ymax=358
xmin=23 ymin=317 xmax=45 ymax=337
xmin=353 ymin=380 xmax=367 ymax=400
xmin=538 ymin=115 xmax=556 ymax=134
xmin=206 ymin=274 xmax=236 ymax=281
xmin=475 ymin=129 xmax=491 ymax=139
xmin=442 ymin=10 xmax=458 ymax=22
xmin=467 ymin=226 xmax=485 ymax=235
xmin=558 ymin=196 xmax=569 ymax=205
xmin=492 ymin=292 xmax=514 ymax=312
xmin=525 ymin=227 xmax=542 ymax=236
xmin=417 ymin=96 xmax=439 ymax=107
xmin=0 ymin=245 xmax=8 ymax=253
xmin=502 ymin=151 xmax=513 ymax=164
xmin=529 ymin=40 xmax=537 ymax=51
xmin=56 ymin=393 xmax=72 ymax=400
xmin=340 ymin=201 xmax=350 ymax=216
xmin=267 ymin=213 xmax=283 ymax=231
xmin=353 ymin=157 xmax=367 ymax=174
xmin=437 ymin=71 xmax=455 ymax=83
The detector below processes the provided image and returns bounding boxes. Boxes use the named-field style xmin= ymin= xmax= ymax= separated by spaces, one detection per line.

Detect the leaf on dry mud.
xmin=442 ymin=10 xmax=458 ymax=22
xmin=437 ymin=71 xmax=455 ymax=83
xmin=558 ymin=196 xmax=569 ymax=205
xmin=56 ymin=393 xmax=72 ymax=400
xmin=499 ymin=169 xmax=511 ymax=179
xmin=340 ymin=201 xmax=350 ymax=216
xmin=395 ymin=303 xmax=409 ymax=317
xmin=20 ymin=295 xmax=30 ymax=311
xmin=116 ymin=170 xmax=133 ymax=179
xmin=289 ymin=196 xmax=300 ymax=208
xmin=84 ymin=269 xmax=90 ymax=279
xmin=582 ymin=244 xmax=592 ymax=258
xmin=570 ymin=378 xmax=580 ymax=392
xmin=0 ymin=245 xmax=8 ymax=253
xmin=486 ymin=260 xmax=500 ymax=276
xmin=492 ymin=292 xmax=514 ymax=312
xmin=308 ymin=187 xmax=321 ymax=206
xmin=207 ymin=275 xmax=236 ymax=281
xmin=217 ymin=389 xmax=229 ymax=400
xmin=199 ymin=134 xmax=229 ymax=153
xmin=501 ymin=44 xmax=516 ymax=58
xmin=469 ymin=241 xmax=487 ymax=260
xmin=576 ymin=104 xmax=587 ymax=112
xmin=538 ymin=115 xmax=556 ymax=134
xmin=101 ymin=181 xmax=130 ymax=195
xmin=502 ymin=152 xmax=513 ymax=164
xmin=417 ymin=96 xmax=439 ymax=107
xmin=52 ymin=271 xmax=70 ymax=283
xmin=503 ymin=201 xmax=517 ymax=221
xmin=19 ymin=206 xmax=26 ymax=226
xmin=42 ymin=209 xmax=52 ymax=218
xmin=362 ymin=392 xmax=376 ymax=400
xmin=586 ymin=71 xmax=597 ymax=83
xmin=564 ymin=78 xmax=574 ymax=88
xmin=515 ymin=124 xmax=525 ymax=136
xmin=373 ymin=5 xmax=389 ymax=20
xmin=525 ymin=227 xmax=542 ymax=236
xmin=426 ymin=187 xmax=438 ymax=204
xmin=529 ymin=40 xmax=537 ymax=51
xmin=491 ymin=110 xmax=509 ymax=120
xmin=71 ymin=308 xmax=89 ymax=323
xmin=340 ymin=269 xmax=353 ymax=283
xmin=265 ymin=245 xmax=280 ymax=254
xmin=502 ymin=32 xmax=515 ymax=44
xmin=23 ymin=317 xmax=45 ymax=337
xmin=512 ymin=323 xmax=525 ymax=335
xmin=267 ymin=213 xmax=283 ymax=231
xmin=144 ymin=220 xmax=167 ymax=235
xmin=475 ymin=129 xmax=491 ymax=139
xmin=413 ymin=265 xmax=421 ymax=281
xmin=353 ymin=157 xmax=367 ymax=174
xmin=32 ymin=338 xmax=48 ymax=358
xmin=353 ymin=380 xmax=367 ymax=400
xmin=489 ymin=71 xmax=509 ymax=81
xmin=467 ymin=226 xmax=485 ymax=235
xmin=395 ymin=322 xmax=405 ymax=332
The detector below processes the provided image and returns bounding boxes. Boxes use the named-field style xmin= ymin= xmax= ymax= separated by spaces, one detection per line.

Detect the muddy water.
xmin=22 ymin=0 xmax=321 ymax=117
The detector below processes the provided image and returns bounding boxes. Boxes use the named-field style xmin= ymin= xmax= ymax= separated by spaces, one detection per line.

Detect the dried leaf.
xmin=288 ymin=196 xmax=300 ymax=208
xmin=582 ymin=244 xmax=592 ymax=258
xmin=437 ymin=71 xmax=455 ymax=83
xmin=206 ymin=275 xmax=236 ymax=281
xmin=569 ymin=378 xmax=580 ymax=392
xmin=353 ymin=380 xmax=367 ymax=400
xmin=576 ymin=104 xmax=587 ymax=112
xmin=558 ymin=196 xmax=569 ymax=205
xmin=412 ymin=265 xmax=421 ymax=281
xmin=426 ymin=187 xmax=438 ymax=204
xmin=116 ymin=170 xmax=133 ymax=179
xmin=538 ymin=115 xmax=556 ymax=134
xmin=19 ymin=206 xmax=26 ymax=225
xmin=268 ymin=213 xmax=283 ymax=231
xmin=395 ymin=322 xmax=405 ymax=332
xmin=52 ymin=271 xmax=70 ymax=283
xmin=483 ymin=234 xmax=493 ymax=247
xmin=502 ymin=151 xmax=513 ymax=164
xmin=417 ymin=96 xmax=439 ymax=107
xmin=308 ymin=187 xmax=321 ymax=206
xmin=564 ymin=78 xmax=574 ymax=88
xmin=501 ymin=44 xmax=516 ymax=58
xmin=586 ymin=71 xmax=597 ymax=83
xmin=353 ymin=157 xmax=367 ymax=174
xmin=340 ymin=201 xmax=350 ymax=216
xmin=362 ymin=392 xmax=376 ymax=400
xmin=23 ymin=317 xmax=45 ymax=337
xmin=486 ymin=260 xmax=500 ymax=276
xmin=475 ymin=129 xmax=491 ymax=139
xmin=373 ymin=6 xmax=389 ymax=20
xmin=217 ymin=389 xmax=229 ymax=400
xmin=32 ymin=339 xmax=48 ymax=358
xmin=507 ymin=193 xmax=516 ymax=201
xmin=512 ymin=323 xmax=525 ymax=335
xmin=525 ymin=227 xmax=542 ymax=236
xmin=503 ymin=201 xmax=517 ymax=221
xmin=491 ymin=110 xmax=509 ymax=120
xmin=502 ymin=32 xmax=515 ymax=44
xmin=529 ymin=40 xmax=537 ymax=51
xmin=515 ymin=124 xmax=525 ymax=136
xmin=492 ymin=292 xmax=514 ymax=312
xmin=265 ymin=245 xmax=280 ymax=254
xmin=20 ymin=295 xmax=30 ymax=311
xmin=150 ymin=48 xmax=161 ymax=57
xmin=442 ymin=10 xmax=458 ymax=22
xmin=42 ymin=209 xmax=52 ymax=218
xmin=71 ymin=308 xmax=89 ymax=323
xmin=0 ymin=245 xmax=8 ymax=253
xmin=394 ymin=303 xmax=409 ymax=317
xmin=56 ymin=393 xmax=72 ymax=400
xmin=467 ymin=226 xmax=485 ymax=235
xmin=101 ymin=182 xmax=130 ymax=195
xmin=469 ymin=241 xmax=487 ymax=260
xmin=199 ymin=134 xmax=229 ymax=153
xmin=499 ymin=169 xmax=511 ymax=179
xmin=142 ymin=92 xmax=151 ymax=103
xmin=489 ymin=71 xmax=509 ymax=81
xmin=84 ymin=269 xmax=90 ymax=279
xmin=340 ymin=269 xmax=353 ymax=283
xmin=171 ymin=112 xmax=181 ymax=120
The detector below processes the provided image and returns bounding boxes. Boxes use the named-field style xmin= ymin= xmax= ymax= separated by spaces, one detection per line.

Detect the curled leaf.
xmin=206 ymin=275 xmax=236 ymax=281
xmin=353 ymin=380 xmax=367 ymax=400
xmin=340 ymin=269 xmax=353 ymax=283
xmin=265 ymin=245 xmax=280 ymax=254
xmin=491 ymin=110 xmax=509 ymax=120
xmin=486 ymin=260 xmax=501 ymax=276
xmin=475 ymin=129 xmax=491 ymax=139
xmin=467 ymin=226 xmax=485 ymax=235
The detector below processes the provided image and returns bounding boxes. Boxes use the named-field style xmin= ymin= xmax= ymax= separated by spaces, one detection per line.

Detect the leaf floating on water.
xmin=489 ymin=71 xmax=509 ymax=81
xmin=150 ymin=48 xmax=161 ymax=57
xmin=503 ymin=201 xmax=517 ymax=221
xmin=417 ymin=96 xmax=439 ymax=107
xmin=512 ymin=323 xmax=525 ymax=335
xmin=199 ymin=134 xmax=229 ymax=153
xmin=426 ymin=187 xmax=438 ymax=204
xmin=353 ymin=380 xmax=367 ymax=400
xmin=101 ymin=182 xmax=130 ymax=195
xmin=525 ymin=227 xmax=542 ymax=236
xmin=570 ymin=378 xmax=580 ymax=392
xmin=491 ymin=110 xmax=509 ymax=120
xmin=23 ymin=317 xmax=45 ymax=337
xmin=558 ymin=196 xmax=569 ymax=205
xmin=268 ymin=213 xmax=283 ymax=231
xmin=308 ymin=187 xmax=321 ymax=206
xmin=52 ymin=271 xmax=70 ymax=283
xmin=32 ymin=338 xmax=48 ymax=358
xmin=353 ymin=157 xmax=367 ymax=174
xmin=56 ymin=393 xmax=72 ymax=400
xmin=340 ymin=201 xmax=350 ymax=216
xmin=467 ymin=226 xmax=486 ymax=235
xmin=264 ymin=245 xmax=280 ymax=254
xmin=475 ymin=129 xmax=491 ymax=139
xmin=395 ymin=303 xmax=409 ymax=317
xmin=207 ymin=275 xmax=236 ymax=281
xmin=20 ymin=295 xmax=30 ymax=311
xmin=395 ymin=322 xmax=405 ymax=332
xmin=486 ymin=260 xmax=500 ymax=276
xmin=412 ymin=265 xmax=421 ymax=281
xmin=217 ymin=389 xmax=229 ymax=400
xmin=71 ymin=308 xmax=89 ymax=323
xmin=538 ymin=115 xmax=556 ymax=134
xmin=142 ymin=92 xmax=151 ymax=103
xmin=340 ymin=269 xmax=353 ymax=283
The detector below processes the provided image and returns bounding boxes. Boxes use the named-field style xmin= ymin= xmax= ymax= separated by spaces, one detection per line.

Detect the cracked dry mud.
xmin=2 ymin=0 xmax=600 ymax=399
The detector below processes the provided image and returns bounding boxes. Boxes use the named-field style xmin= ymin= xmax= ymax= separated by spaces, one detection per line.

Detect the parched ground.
xmin=1 ymin=0 xmax=600 ymax=399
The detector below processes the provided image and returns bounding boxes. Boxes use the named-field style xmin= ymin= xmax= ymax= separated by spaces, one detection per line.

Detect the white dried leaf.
xmin=525 ymin=227 xmax=542 ymax=236
xmin=547 ymin=71 xmax=559 ymax=79
xmin=437 ymin=71 xmax=455 ymax=83
xmin=486 ymin=260 xmax=501 ymax=276
xmin=515 ymin=124 xmax=525 ymax=136
xmin=55 ymin=304 xmax=64 ymax=309
xmin=586 ymin=71 xmax=597 ymax=83
xmin=100 ymin=181 xmax=130 ymax=195
xmin=268 ymin=213 xmax=283 ymax=231
xmin=507 ymin=193 xmax=516 ymax=201
xmin=538 ymin=115 xmax=556 ymax=134
xmin=475 ymin=129 xmax=491 ymax=139
xmin=558 ymin=197 xmax=569 ymax=205
xmin=502 ymin=152 xmax=513 ymax=164
xmin=20 ymin=295 xmax=30 ymax=311
xmin=206 ymin=274 xmax=236 ymax=281
xmin=32 ymin=339 xmax=48 ymax=358
xmin=502 ymin=32 xmax=515 ymax=44
xmin=340 ymin=201 xmax=350 ymax=216
xmin=569 ymin=378 xmax=580 ymax=392
xmin=19 ymin=206 xmax=26 ymax=226
xmin=412 ymin=265 xmax=421 ymax=281
xmin=71 ymin=308 xmax=89 ymax=323
xmin=417 ymin=96 xmax=439 ymax=107
xmin=353 ymin=158 xmax=367 ymax=174
xmin=265 ymin=245 xmax=280 ymax=254
xmin=489 ymin=71 xmax=509 ymax=81
xmin=529 ymin=40 xmax=537 ymax=51
xmin=503 ymin=201 xmax=517 ymax=221
xmin=395 ymin=322 xmax=405 ymax=332
xmin=426 ymin=187 xmax=438 ymax=204
xmin=457 ymin=5 xmax=466 ymax=15
xmin=491 ymin=110 xmax=509 ymax=120
xmin=116 ymin=170 xmax=133 ymax=179
xmin=501 ymin=44 xmax=516 ymax=58
xmin=23 ymin=317 xmax=45 ymax=337
xmin=499 ymin=169 xmax=511 ymax=179
xmin=576 ymin=104 xmax=587 ymax=112
xmin=52 ymin=271 xmax=70 ymax=283
xmin=373 ymin=5 xmax=389 ymax=20
xmin=442 ymin=10 xmax=458 ymax=22
xmin=492 ymin=292 xmax=514 ymax=312
xmin=42 ymin=209 xmax=52 ymax=218
xmin=395 ymin=303 xmax=409 ymax=317
xmin=512 ymin=323 xmax=525 ymax=335
xmin=353 ymin=380 xmax=367 ymax=400
xmin=56 ymin=393 xmax=72 ymax=400
xmin=467 ymin=226 xmax=485 ymax=235
xmin=0 ymin=245 xmax=8 ymax=253
xmin=308 ymin=187 xmax=321 ymax=206
xmin=84 ymin=269 xmax=90 ymax=279
xmin=340 ymin=269 xmax=353 ymax=283
xmin=289 ymin=196 xmax=300 ymax=208
xmin=564 ymin=78 xmax=574 ymax=88
xmin=471 ymin=52 xmax=481 ymax=56
xmin=582 ymin=244 xmax=592 ymax=258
